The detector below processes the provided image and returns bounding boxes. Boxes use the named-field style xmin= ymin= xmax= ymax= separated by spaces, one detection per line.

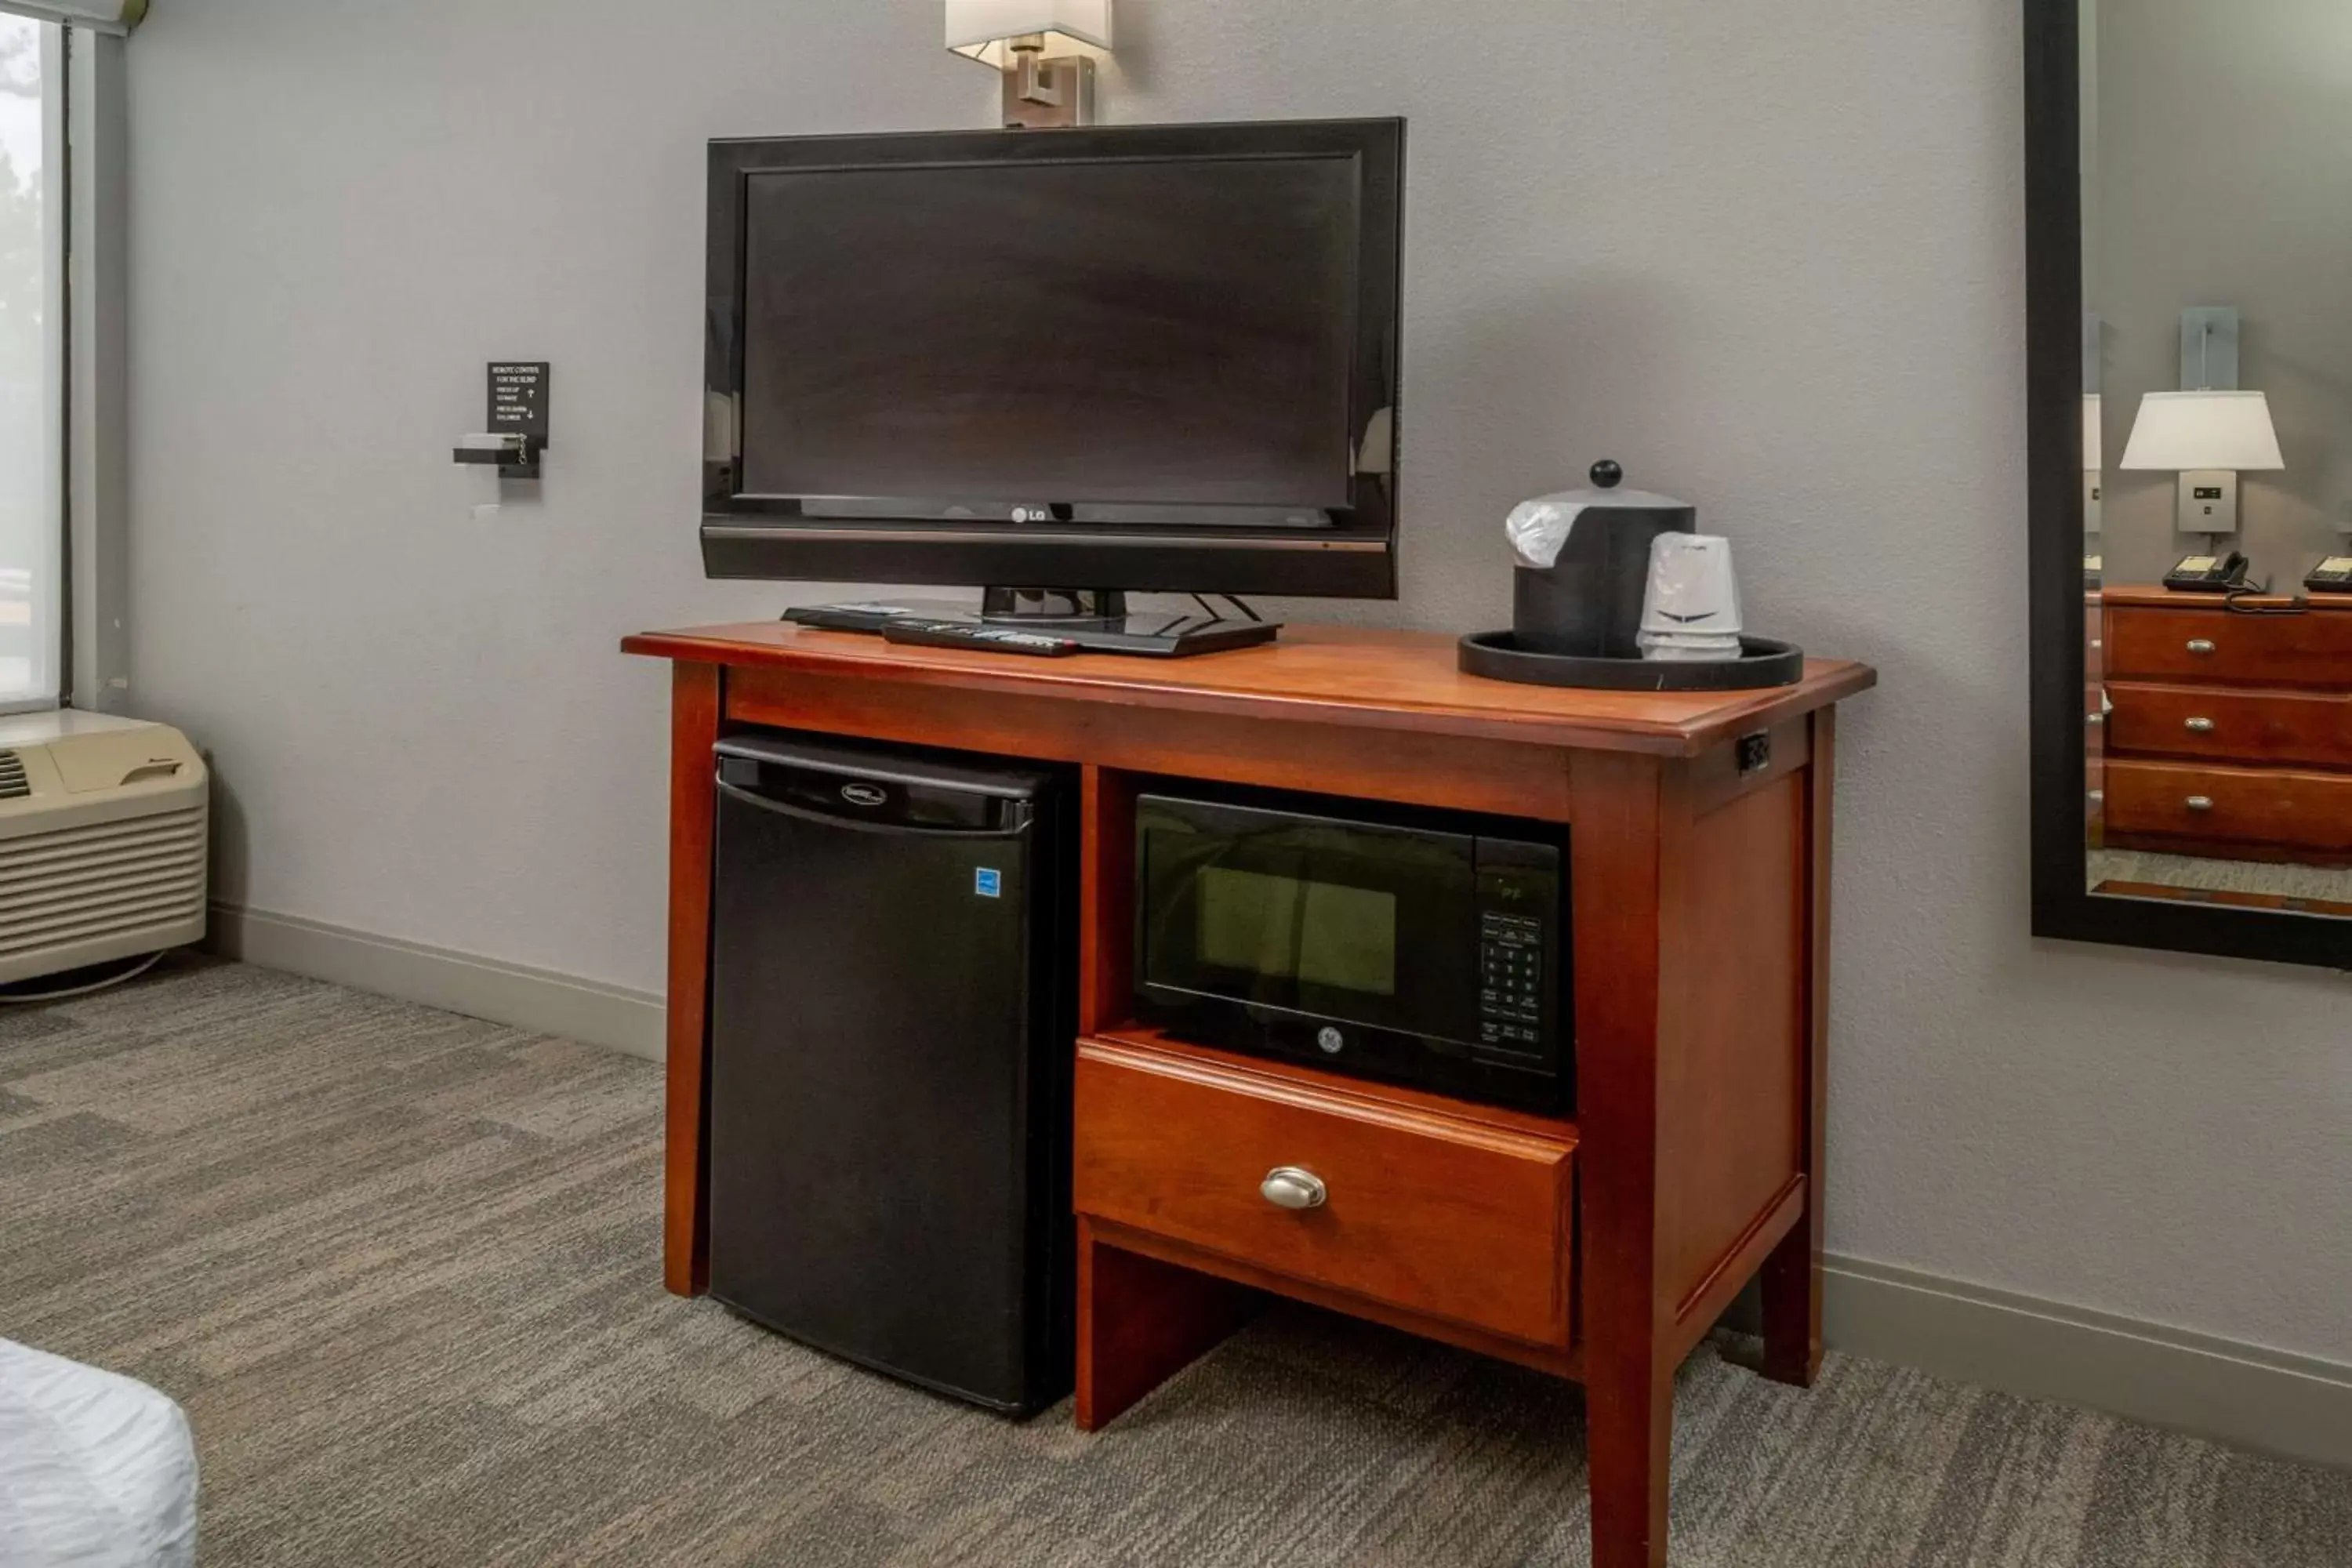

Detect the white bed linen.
xmin=0 ymin=1339 xmax=198 ymax=1568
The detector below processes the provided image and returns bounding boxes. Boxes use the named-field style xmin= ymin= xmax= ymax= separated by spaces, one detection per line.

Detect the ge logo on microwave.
xmin=1316 ymin=1027 xmax=1345 ymax=1055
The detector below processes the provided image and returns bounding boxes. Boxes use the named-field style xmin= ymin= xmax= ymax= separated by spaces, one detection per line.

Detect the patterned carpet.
xmin=2 ymin=958 xmax=2347 ymax=1566
xmin=2088 ymin=846 xmax=2352 ymax=907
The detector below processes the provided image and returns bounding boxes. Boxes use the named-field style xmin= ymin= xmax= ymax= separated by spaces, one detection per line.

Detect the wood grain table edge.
xmin=621 ymin=626 xmax=1875 ymax=758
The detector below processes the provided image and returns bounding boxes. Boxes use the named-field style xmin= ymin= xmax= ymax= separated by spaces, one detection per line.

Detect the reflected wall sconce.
xmin=2120 ymin=390 xmax=2283 ymax=536
xmin=947 ymin=0 xmax=1114 ymax=129
xmin=2119 ymin=308 xmax=2283 ymax=536
xmin=2082 ymin=394 xmax=2103 ymax=532
xmin=2082 ymin=312 xmax=2103 ymax=536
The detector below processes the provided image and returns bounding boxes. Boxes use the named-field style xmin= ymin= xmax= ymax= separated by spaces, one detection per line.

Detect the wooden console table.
xmin=622 ymin=622 xmax=1875 ymax=1568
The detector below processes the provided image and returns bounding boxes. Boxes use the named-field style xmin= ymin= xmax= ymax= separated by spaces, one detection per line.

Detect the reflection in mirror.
xmin=2079 ymin=0 xmax=2352 ymax=919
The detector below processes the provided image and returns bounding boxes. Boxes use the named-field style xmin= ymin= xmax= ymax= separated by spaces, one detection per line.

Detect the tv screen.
xmin=740 ymin=157 xmax=1358 ymax=511
xmin=704 ymin=121 xmax=1403 ymax=599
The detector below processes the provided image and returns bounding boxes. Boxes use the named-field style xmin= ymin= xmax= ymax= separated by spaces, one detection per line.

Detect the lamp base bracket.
xmin=1002 ymin=53 xmax=1095 ymax=129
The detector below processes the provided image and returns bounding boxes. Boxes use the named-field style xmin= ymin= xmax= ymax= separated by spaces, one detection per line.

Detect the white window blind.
xmin=0 ymin=13 xmax=58 ymax=711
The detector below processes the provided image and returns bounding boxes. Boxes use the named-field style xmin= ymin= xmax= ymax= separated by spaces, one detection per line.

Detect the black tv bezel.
xmin=702 ymin=118 xmax=1404 ymax=600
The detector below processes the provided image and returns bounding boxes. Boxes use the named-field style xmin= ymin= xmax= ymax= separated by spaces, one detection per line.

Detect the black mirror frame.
xmin=2025 ymin=0 xmax=2352 ymax=970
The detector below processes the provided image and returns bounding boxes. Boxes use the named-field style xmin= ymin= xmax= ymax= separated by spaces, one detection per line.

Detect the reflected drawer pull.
xmin=2187 ymin=638 xmax=2217 ymax=655
xmin=2185 ymin=717 xmax=2216 ymax=733
xmin=2186 ymin=795 xmax=2215 ymax=812
xmin=1260 ymin=1167 xmax=1327 ymax=1211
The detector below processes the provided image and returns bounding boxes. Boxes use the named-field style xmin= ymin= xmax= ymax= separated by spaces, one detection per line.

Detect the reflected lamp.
xmin=2119 ymin=390 xmax=2284 ymax=535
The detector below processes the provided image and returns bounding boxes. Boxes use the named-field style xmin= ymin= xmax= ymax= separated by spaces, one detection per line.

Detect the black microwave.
xmin=1134 ymin=789 xmax=1570 ymax=1112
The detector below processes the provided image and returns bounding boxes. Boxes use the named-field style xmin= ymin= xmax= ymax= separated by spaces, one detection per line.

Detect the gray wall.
xmin=2094 ymin=0 xmax=2352 ymax=585
xmin=122 ymin=1 xmax=2352 ymax=1370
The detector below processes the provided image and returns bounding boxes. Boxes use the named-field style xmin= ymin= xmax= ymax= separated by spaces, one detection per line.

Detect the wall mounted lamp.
xmin=946 ymin=0 xmax=1115 ymax=129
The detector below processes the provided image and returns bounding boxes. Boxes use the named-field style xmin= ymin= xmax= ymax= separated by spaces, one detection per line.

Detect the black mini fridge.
xmin=705 ymin=731 xmax=1074 ymax=1414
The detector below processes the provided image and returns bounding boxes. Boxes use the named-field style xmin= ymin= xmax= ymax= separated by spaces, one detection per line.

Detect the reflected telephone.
xmin=2306 ymin=556 xmax=2352 ymax=593
xmin=2163 ymin=551 xmax=2250 ymax=593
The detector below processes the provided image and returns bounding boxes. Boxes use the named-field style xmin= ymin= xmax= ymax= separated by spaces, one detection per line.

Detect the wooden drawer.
xmin=1073 ymin=1038 xmax=1576 ymax=1347
xmin=2105 ymin=759 xmax=2352 ymax=854
xmin=2107 ymin=682 xmax=2352 ymax=771
xmin=2106 ymin=604 xmax=2352 ymax=687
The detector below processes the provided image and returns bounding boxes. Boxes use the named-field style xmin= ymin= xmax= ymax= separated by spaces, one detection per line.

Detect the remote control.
xmin=880 ymin=621 xmax=1082 ymax=657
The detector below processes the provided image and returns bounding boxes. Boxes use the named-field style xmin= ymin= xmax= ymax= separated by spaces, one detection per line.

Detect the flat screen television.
xmin=702 ymin=118 xmax=1403 ymax=604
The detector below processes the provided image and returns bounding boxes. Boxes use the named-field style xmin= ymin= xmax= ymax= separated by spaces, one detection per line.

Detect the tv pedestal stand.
xmin=782 ymin=586 xmax=1281 ymax=659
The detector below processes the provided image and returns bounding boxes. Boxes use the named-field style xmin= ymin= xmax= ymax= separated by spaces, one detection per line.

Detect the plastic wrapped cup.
xmin=1639 ymin=535 xmax=1743 ymax=662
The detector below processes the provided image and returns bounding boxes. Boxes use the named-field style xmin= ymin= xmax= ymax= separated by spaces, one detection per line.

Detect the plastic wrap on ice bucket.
xmin=1505 ymin=487 xmax=1693 ymax=570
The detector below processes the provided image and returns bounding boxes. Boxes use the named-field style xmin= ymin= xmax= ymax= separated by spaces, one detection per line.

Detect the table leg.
xmin=1588 ymin=1354 xmax=1673 ymax=1568
xmin=662 ymin=661 xmax=720 ymax=1298
xmin=1763 ymin=709 xmax=1835 ymax=1387
xmin=1571 ymin=750 xmax=1676 ymax=1567
xmin=1074 ymin=1219 xmax=1256 ymax=1431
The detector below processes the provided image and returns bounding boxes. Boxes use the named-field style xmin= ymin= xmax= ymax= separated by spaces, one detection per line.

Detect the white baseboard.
xmin=202 ymin=903 xmax=2350 ymax=1468
xmin=206 ymin=903 xmax=663 ymax=1062
xmin=1815 ymin=1255 xmax=2352 ymax=1471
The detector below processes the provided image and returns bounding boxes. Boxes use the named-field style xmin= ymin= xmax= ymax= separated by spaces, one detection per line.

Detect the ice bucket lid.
xmin=1541 ymin=459 xmax=1691 ymax=514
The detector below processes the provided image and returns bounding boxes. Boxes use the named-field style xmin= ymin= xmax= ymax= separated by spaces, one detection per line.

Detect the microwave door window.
xmin=1196 ymin=866 xmax=1399 ymax=997
xmin=1140 ymin=819 xmax=1478 ymax=1040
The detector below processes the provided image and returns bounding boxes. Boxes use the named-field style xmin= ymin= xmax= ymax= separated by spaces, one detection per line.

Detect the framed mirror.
xmin=2029 ymin=0 xmax=2352 ymax=968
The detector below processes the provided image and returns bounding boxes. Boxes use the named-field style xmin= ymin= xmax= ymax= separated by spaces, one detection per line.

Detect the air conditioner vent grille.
xmin=0 ymin=804 xmax=207 ymax=960
xmin=0 ymin=751 xmax=26 ymax=800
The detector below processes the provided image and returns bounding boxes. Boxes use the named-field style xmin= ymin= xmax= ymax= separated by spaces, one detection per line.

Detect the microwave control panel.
xmin=1475 ymin=840 xmax=1559 ymax=1061
xmin=1478 ymin=909 xmax=1546 ymax=1051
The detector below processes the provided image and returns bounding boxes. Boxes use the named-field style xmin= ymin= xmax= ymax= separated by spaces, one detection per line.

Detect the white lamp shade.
xmin=2118 ymin=390 xmax=2285 ymax=472
xmin=947 ymin=0 xmax=1113 ymax=64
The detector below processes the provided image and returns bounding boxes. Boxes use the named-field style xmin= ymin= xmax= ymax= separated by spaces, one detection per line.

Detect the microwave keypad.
xmin=1479 ymin=911 xmax=1545 ymax=1050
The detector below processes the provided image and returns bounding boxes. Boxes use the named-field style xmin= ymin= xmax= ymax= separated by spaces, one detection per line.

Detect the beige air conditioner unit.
xmin=0 ymin=713 xmax=208 ymax=985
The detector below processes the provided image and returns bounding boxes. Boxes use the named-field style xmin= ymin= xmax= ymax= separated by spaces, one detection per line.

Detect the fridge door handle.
xmin=714 ymin=776 xmax=1031 ymax=840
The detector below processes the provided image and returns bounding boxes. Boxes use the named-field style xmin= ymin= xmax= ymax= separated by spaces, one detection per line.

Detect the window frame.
xmin=67 ymin=27 xmax=129 ymax=715
xmin=0 ymin=16 xmax=65 ymax=715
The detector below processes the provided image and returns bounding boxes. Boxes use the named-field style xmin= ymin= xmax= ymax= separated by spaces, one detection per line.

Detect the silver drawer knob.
xmin=2185 ymin=717 xmax=2216 ymax=733
xmin=2085 ymin=713 xmax=2103 ymax=727
xmin=2186 ymin=795 xmax=2215 ymax=812
xmin=1260 ymin=1167 xmax=1327 ymax=1211
xmin=2187 ymin=638 xmax=2217 ymax=655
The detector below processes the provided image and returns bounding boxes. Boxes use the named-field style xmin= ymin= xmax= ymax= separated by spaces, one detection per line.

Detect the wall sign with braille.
xmin=454 ymin=362 xmax=551 ymax=479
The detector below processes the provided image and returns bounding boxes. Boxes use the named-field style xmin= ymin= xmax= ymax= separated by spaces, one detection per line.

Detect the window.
xmin=0 ymin=16 xmax=60 ymax=711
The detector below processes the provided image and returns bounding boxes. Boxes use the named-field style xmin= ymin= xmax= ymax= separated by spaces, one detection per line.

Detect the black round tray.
xmin=1458 ymin=632 xmax=1806 ymax=691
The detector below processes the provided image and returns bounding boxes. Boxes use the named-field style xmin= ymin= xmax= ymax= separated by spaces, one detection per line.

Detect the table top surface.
xmin=2101 ymin=584 xmax=2352 ymax=611
xmin=625 ymin=622 xmax=1875 ymax=757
